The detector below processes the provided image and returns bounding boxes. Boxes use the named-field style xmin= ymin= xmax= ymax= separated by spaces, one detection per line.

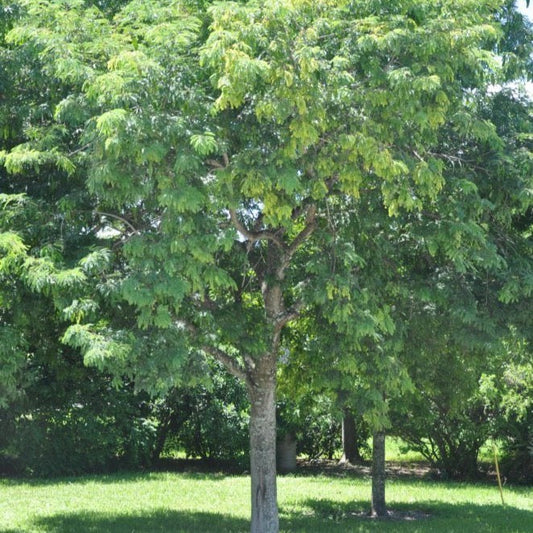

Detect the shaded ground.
xmin=152 ymin=456 xmax=435 ymax=479
xmin=154 ymin=456 xmax=503 ymax=484
xmin=295 ymin=458 xmax=434 ymax=480
xmin=343 ymin=509 xmax=432 ymax=521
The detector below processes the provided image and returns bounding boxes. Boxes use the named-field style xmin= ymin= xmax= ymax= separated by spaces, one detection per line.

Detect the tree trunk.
xmin=340 ymin=411 xmax=362 ymax=464
xmin=371 ymin=430 xmax=387 ymax=517
xmin=248 ymin=359 xmax=279 ymax=533
xmin=277 ymin=432 xmax=297 ymax=473
xmin=151 ymin=417 xmax=170 ymax=462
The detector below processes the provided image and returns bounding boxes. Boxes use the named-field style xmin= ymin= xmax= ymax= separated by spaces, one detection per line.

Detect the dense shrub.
xmin=277 ymin=395 xmax=342 ymax=460
xmin=498 ymin=414 xmax=533 ymax=484
xmin=480 ymin=339 xmax=533 ymax=483
xmin=158 ymin=363 xmax=250 ymax=464
xmin=391 ymin=348 xmax=490 ymax=479
xmin=0 ymin=355 xmax=156 ymax=477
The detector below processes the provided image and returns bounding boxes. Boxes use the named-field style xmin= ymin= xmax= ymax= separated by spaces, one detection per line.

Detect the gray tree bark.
xmin=248 ymin=355 xmax=279 ymax=533
xmin=371 ymin=430 xmax=387 ymax=517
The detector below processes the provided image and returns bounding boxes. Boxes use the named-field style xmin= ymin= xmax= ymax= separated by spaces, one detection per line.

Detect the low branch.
xmin=229 ymin=209 xmax=286 ymax=249
xmin=202 ymin=345 xmax=249 ymax=383
xmin=180 ymin=318 xmax=250 ymax=384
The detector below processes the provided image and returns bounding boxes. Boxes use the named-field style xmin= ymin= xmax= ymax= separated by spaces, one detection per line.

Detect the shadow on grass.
xmin=27 ymin=510 xmax=248 ymax=533
xmin=280 ymin=498 xmax=533 ymax=532
xmin=18 ymin=500 xmax=533 ymax=533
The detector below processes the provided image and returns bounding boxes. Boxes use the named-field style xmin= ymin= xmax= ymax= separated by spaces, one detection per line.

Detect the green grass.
xmin=1 ymin=471 xmax=531 ymax=532
xmin=384 ymin=437 xmax=425 ymax=462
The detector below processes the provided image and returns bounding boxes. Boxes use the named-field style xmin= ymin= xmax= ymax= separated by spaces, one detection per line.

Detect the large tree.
xmin=1 ymin=1 xmax=512 ymax=530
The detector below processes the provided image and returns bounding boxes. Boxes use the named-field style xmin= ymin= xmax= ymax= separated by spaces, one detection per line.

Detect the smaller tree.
xmin=480 ymin=331 xmax=532 ymax=483
xmin=391 ymin=342 xmax=492 ymax=479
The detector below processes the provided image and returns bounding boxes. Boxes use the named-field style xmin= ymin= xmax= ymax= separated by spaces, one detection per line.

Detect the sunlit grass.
xmin=384 ymin=437 xmax=426 ymax=462
xmin=1 ymin=470 xmax=531 ymax=532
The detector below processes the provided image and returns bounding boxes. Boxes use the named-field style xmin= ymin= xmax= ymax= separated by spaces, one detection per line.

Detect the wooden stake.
xmin=493 ymin=444 xmax=505 ymax=506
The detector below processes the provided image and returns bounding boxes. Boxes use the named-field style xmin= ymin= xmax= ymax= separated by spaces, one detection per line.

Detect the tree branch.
xmin=179 ymin=318 xmax=250 ymax=384
xmin=229 ymin=209 xmax=286 ymax=249
xmin=94 ymin=210 xmax=139 ymax=235
xmin=274 ymin=300 xmax=305 ymax=330
xmin=206 ymin=153 xmax=230 ymax=169
xmin=275 ymin=205 xmax=317 ymax=280
xmin=287 ymin=204 xmax=317 ymax=256
xmin=202 ymin=344 xmax=249 ymax=383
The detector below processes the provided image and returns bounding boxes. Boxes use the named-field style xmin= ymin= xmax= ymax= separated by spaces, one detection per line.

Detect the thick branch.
xmin=180 ymin=319 xmax=249 ymax=384
xmin=206 ymin=152 xmax=230 ymax=169
xmin=288 ymin=205 xmax=317 ymax=255
xmin=273 ymin=300 xmax=305 ymax=330
xmin=202 ymin=345 xmax=249 ymax=383
xmin=229 ymin=209 xmax=286 ymax=250
xmin=276 ymin=205 xmax=317 ymax=279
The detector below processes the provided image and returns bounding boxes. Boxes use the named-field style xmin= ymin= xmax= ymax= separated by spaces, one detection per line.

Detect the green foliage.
xmin=391 ymin=346 xmax=491 ymax=480
xmin=62 ymin=323 xmax=132 ymax=369
xmin=160 ymin=363 xmax=250 ymax=463
xmin=0 ymin=341 xmax=156 ymax=477
xmin=0 ymin=325 xmax=27 ymax=407
xmin=6 ymin=396 xmax=155 ymax=477
xmin=0 ymin=230 xmax=27 ymax=271
xmin=480 ymin=331 xmax=533 ymax=483
xmin=2 ymin=0 xmax=521 ymax=377
xmin=277 ymin=395 xmax=344 ymax=461
xmin=1 ymin=4 xmax=532 ymax=527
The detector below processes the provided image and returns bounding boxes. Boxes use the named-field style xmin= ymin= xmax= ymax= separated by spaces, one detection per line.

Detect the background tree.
xmin=480 ymin=330 xmax=532 ymax=483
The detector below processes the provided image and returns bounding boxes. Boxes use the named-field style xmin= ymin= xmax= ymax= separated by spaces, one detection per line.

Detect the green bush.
xmin=0 ymin=358 xmax=156 ymax=477
xmin=480 ymin=339 xmax=533 ymax=484
xmin=498 ymin=414 xmax=533 ymax=484
xmin=159 ymin=364 xmax=250 ymax=464
xmin=391 ymin=348 xmax=490 ymax=479
xmin=277 ymin=395 xmax=342 ymax=460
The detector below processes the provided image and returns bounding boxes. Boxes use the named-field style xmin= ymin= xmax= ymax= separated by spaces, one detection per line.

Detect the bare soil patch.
xmin=352 ymin=509 xmax=432 ymax=520
xmin=295 ymin=458 xmax=435 ymax=480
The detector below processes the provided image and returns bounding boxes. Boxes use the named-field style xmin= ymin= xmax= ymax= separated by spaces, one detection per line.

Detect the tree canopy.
xmin=1 ymin=1 xmax=531 ymax=531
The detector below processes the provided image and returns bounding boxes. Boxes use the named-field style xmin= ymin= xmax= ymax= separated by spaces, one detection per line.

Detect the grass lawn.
xmin=0 ymin=469 xmax=531 ymax=532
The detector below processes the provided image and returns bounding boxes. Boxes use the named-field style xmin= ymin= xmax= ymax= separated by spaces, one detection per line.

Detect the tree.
xmin=1 ymin=1 xmax=510 ymax=530
xmin=389 ymin=67 xmax=532 ymax=479
xmin=481 ymin=330 xmax=533 ymax=483
xmin=339 ymin=410 xmax=367 ymax=464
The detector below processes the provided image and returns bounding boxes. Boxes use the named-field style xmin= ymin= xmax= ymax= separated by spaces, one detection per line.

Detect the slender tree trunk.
xmin=371 ymin=430 xmax=387 ymax=517
xmin=277 ymin=432 xmax=297 ymax=473
xmin=340 ymin=410 xmax=362 ymax=464
xmin=248 ymin=356 xmax=279 ymax=533
xmin=152 ymin=417 xmax=170 ymax=462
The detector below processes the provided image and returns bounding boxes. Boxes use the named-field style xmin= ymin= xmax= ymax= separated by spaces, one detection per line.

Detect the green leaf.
xmin=190 ymin=132 xmax=218 ymax=156
xmin=96 ymin=109 xmax=129 ymax=137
